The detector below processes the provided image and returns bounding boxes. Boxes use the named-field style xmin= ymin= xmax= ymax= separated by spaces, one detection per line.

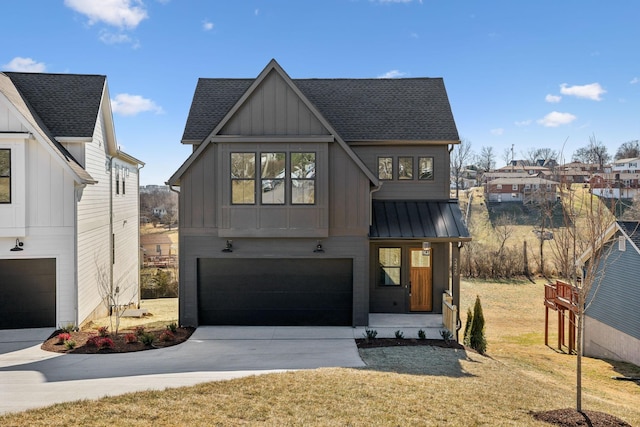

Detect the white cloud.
xmin=545 ymin=94 xmax=561 ymax=103
xmin=64 ymin=0 xmax=148 ymax=29
xmin=377 ymin=70 xmax=406 ymax=78
xmin=2 ymin=57 xmax=47 ymax=72
xmin=111 ymin=93 xmax=164 ymax=116
xmin=203 ymin=20 xmax=214 ymax=31
xmin=537 ymin=111 xmax=577 ymax=127
xmin=99 ymin=30 xmax=131 ymax=44
xmin=254 ymin=9 xmax=260 ymax=16
xmin=515 ymin=120 xmax=532 ymax=127
xmin=631 ymin=77 xmax=639 ymax=84
xmin=559 ymin=83 xmax=606 ymax=101
xmin=490 ymin=128 xmax=504 ymax=136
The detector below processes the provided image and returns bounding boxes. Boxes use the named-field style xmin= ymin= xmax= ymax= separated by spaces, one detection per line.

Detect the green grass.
xmin=2 ymin=280 xmax=639 ymax=426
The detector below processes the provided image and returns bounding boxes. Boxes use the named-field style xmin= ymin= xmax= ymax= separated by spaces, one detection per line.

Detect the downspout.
xmin=136 ymin=163 xmax=145 ymax=308
xmin=108 ymin=155 xmax=114 ymax=315
xmin=73 ymin=182 xmax=87 ymax=327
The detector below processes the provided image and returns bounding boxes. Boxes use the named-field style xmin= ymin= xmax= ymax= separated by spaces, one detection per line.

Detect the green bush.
xmin=140 ymin=332 xmax=155 ymax=346
xmin=394 ymin=330 xmax=404 ymax=339
xmin=417 ymin=329 xmax=426 ymax=340
xmin=463 ymin=307 xmax=473 ymax=346
xmin=469 ymin=295 xmax=487 ymax=354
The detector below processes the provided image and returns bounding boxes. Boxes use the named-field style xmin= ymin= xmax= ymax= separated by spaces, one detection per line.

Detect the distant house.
xmin=582 ymin=221 xmax=640 ymax=367
xmin=168 ymin=59 xmax=470 ymax=329
xmin=0 ymin=72 xmax=143 ymax=329
xmin=589 ymin=157 xmax=640 ymax=199
xmin=141 ymin=233 xmax=176 ymax=268
xmin=485 ymin=177 xmax=559 ymax=204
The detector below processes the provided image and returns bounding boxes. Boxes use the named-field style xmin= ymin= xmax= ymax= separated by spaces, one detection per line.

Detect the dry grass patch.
xmin=81 ymin=298 xmax=178 ymax=332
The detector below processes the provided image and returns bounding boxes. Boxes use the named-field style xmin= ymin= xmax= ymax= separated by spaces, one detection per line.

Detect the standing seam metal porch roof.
xmin=370 ymin=200 xmax=471 ymax=240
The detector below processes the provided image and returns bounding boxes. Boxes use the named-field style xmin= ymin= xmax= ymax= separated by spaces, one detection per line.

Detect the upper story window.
xmin=261 ymin=152 xmax=285 ymax=204
xmin=231 ymin=153 xmax=256 ymax=204
xmin=512 ymin=184 xmax=518 ymax=191
xmin=398 ymin=157 xmax=413 ymax=180
xmin=0 ymin=149 xmax=10 ymax=203
xmin=291 ymin=152 xmax=315 ymax=204
xmin=115 ymin=167 xmax=120 ymax=195
xmin=231 ymin=151 xmax=315 ymax=205
xmin=378 ymin=157 xmax=393 ymax=180
xmin=418 ymin=157 xmax=433 ymax=180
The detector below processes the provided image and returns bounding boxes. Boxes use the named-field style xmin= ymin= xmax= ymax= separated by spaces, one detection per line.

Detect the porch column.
xmin=451 ymin=242 xmax=462 ymax=339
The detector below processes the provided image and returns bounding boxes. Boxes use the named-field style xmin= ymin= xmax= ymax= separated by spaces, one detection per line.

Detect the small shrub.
xmin=86 ymin=335 xmax=101 ymax=347
xmin=159 ymin=330 xmax=175 ymax=342
xmin=463 ymin=307 xmax=473 ymax=346
xmin=470 ymin=295 xmax=487 ymax=354
xmin=394 ymin=330 xmax=404 ymax=339
xmin=57 ymin=333 xmax=71 ymax=344
xmin=140 ymin=332 xmax=155 ymax=346
xmin=440 ymin=329 xmax=453 ymax=344
xmin=59 ymin=323 xmax=78 ymax=333
xmin=97 ymin=326 xmax=109 ymax=337
xmin=363 ymin=328 xmax=378 ymax=340
xmin=134 ymin=326 xmax=146 ymax=336
xmin=64 ymin=340 xmax=76 ymax=350
xmin=99 ymin=337 xmax=114 ymax=349
xmin=418 ymin=329 xmax=426 ymax=340
xmin=167 ymin=322 xmax=178 ymax=333
xmin=124 ymin=333 xmax=138 ymax=344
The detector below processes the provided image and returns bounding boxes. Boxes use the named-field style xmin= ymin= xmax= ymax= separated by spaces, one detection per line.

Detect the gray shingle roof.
xmin=182 ymin=77 xmax=459 ymax=143
xmin=618 ymin=221 xmax=640 ymax=248
xmin=4 ymin=72 xmax=105 ymax=138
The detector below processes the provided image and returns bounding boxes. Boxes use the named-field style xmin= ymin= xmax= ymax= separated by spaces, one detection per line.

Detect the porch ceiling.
xmin=370 ymin=200 xmax=471 ymax=241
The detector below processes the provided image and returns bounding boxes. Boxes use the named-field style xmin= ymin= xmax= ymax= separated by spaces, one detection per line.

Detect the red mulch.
xmin=531 ymin=409 xmax=632 ymax=426
xmin=41 ymin=327 xmax=194 ymax=354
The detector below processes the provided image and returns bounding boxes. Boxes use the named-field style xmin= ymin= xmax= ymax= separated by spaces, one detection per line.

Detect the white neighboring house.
xmin=0 ymin=72 xmax=144 ymax=329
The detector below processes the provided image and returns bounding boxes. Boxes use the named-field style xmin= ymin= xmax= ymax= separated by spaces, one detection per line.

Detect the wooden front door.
xmin=409 ymin=248 xmax=432 ymax=311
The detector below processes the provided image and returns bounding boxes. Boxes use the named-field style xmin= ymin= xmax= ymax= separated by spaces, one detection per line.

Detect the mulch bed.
xmin=41 ymin=327 xmax=195 ymax=354
xmin=531 ymin=409 xmax=632 ymax=426
xmin=356 ymin=338 xmax=464 ymax=350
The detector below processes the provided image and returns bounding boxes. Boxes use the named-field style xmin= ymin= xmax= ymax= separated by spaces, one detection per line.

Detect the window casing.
xmin=231 ymin=153 xmax=256 ymax=204
xmin=0 ymin=149 xmax=10 ymax=203
xmin=378 ymin=157 xmax=393 ymax=180
xmin=291 ymin=152 xmax=315 ymax=205
xmin=418 ymin=157 xmax=433 ymax=180
xmin=398 ymin=157 xmax=413 ymax=180
xmin=379 ymin=248 xmax=401 ymax=286
xmin=231 ymin=151 xmax=316 ymax=205
xmin=115 ymin=167 xmax=120 ymax=195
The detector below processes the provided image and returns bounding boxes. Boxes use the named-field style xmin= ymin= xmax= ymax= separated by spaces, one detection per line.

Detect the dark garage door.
xmin=0 ymin=258 xmax=56 ymax=329
xmin=197 ymin=258 xmax=353 ymax=326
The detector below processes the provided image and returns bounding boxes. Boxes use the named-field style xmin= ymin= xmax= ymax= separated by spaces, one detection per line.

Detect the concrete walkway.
xmin=0 ymin=326 xmax=365 ymax=415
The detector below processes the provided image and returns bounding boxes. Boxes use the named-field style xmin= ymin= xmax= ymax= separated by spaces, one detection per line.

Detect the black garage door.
xmin=197 ymin=258 xmax=353 ymax=326
xmin=0 ymin=258 xmax=56 ymax=329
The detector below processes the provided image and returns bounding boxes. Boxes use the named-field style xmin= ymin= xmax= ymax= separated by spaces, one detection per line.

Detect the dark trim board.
xmin=197 ymin=258 xmax=353 ymax=326
xmin=0 ymin=258 xmax=56 ymax=329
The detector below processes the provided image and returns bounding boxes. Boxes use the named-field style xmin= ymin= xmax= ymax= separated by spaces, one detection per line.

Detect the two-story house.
xmin=168 ymin=60 xmax=470 ymax=328
xmin=0 ymin=72 xmax=143 ymax=329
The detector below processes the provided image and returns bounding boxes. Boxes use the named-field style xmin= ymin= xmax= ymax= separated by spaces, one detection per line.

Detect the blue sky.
xmin=2 ymin=0 xmax=639 ymax=185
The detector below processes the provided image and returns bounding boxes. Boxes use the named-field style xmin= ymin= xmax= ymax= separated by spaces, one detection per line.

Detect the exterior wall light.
xmin=313 ymin=241 xmax=324 ymax=253
xmin=222 ymin=240 xmax=233 ymax=252
xmin=10 ymin=238 xmax=24 ymax=252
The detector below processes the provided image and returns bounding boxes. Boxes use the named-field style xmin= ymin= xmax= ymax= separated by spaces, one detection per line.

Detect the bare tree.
xmin=549 ymin=183 xmax=616 ymax=413
xmin=477 ymin=146 xmax=496 ymax=172
xmin=95 ymin=258 xmax=138 ymax=335
xmin=614 ymin=139 xmax=640 ymax=160
xmin=572 ymin=135 xmax=611 ymax=170
xmin=524 ymin=147 xmax=558 ymax=165
xmin=450 ymin=138 xmax=473 ymax=198
xmin=621 ymin=193 xmax=640 ymax=220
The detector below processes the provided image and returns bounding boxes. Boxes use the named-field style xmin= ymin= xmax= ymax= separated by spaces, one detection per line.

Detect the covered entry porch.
xmin=368 ymin=200 xmax=471 ymax=340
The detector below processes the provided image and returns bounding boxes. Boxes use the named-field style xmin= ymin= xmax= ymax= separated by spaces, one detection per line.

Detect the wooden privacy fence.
xmin=442 ymin=291 xmax=458 ymax=341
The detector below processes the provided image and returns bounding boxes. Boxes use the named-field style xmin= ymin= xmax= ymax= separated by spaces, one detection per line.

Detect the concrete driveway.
xmin=0 ymin=326 xmax=365 ymax=415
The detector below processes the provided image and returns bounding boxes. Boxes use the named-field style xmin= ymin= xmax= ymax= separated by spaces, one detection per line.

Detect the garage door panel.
xmin=197 ymin=258 xmax=352 ymax=326
xmin=0 ymin=259 xmax=56 ymax=329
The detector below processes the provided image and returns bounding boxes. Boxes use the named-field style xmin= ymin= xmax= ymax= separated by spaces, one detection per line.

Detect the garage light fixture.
xmin=222 ymin=240 xmax=233 ymax=252
xmin=10 ymin=238 xmax=24 ymax=252
xmin=313 ymin=241 xmax=324 ymax=253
